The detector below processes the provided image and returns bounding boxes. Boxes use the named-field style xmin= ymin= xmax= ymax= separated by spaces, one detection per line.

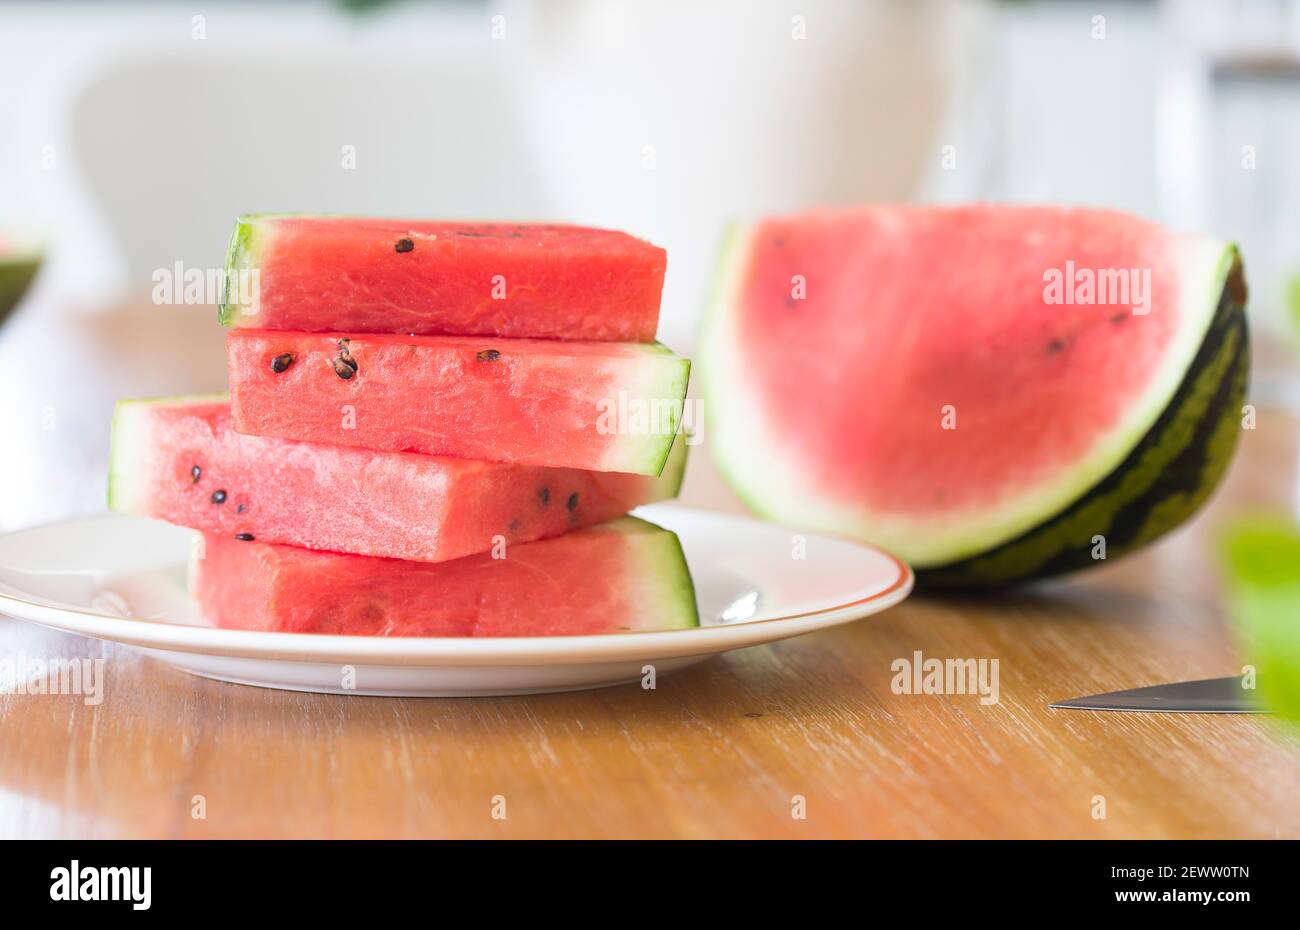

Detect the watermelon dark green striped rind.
xmin=918 ymin=254 xmax=1248 ymax=588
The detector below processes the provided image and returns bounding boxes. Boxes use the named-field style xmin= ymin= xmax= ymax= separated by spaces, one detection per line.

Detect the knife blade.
xmin=1050 ymin=676 xmax=1269 ymax=713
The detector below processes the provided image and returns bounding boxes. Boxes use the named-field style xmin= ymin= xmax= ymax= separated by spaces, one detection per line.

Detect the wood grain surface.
xmin=1 ymin=304 xmax=1299 ymax=839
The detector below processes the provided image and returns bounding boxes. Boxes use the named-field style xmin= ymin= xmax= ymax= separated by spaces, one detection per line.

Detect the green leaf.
xmin=1286 ymin=271 xmax=1300 ymax=341
xmin=1222 ymin=519 xmax=1300 ymax=722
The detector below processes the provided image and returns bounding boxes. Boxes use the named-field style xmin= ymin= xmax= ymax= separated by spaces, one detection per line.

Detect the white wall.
xmin=4 ymin=0 xmax=1291 ymax=343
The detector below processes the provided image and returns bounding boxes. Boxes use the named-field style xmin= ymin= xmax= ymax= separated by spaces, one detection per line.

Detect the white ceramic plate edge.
xmin=0 ymin=507 xmax=913 ymax=668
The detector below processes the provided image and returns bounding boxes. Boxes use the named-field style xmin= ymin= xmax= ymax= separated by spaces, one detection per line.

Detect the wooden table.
xmin=2 ymin=302 xmax=1299 ymax=839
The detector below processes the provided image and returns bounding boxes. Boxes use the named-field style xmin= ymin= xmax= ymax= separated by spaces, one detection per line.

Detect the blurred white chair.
xmin=68 ymin=29 xmax=550 ymax=302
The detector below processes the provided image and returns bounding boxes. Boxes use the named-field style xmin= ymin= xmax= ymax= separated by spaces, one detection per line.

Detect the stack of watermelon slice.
xmin=110 ymin=216 xmax=698 ymax=636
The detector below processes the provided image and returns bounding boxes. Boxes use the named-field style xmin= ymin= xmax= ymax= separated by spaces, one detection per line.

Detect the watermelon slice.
xmin=219 ymin=215 xmax=665 ymax=342
xmin=109 ymin=396 xmax=686 ymax=563
xmin=702 ymin=205 xmax=1249 ymax=587
xmin=227 ymin=330 xmax=690 ymax=475
xmin=191 ymin=516 xmax=700 ymax=637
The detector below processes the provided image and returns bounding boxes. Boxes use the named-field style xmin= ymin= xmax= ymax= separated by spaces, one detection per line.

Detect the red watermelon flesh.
xmin=220 ymin=215 xmax=665 ymax=342
xmin=110 ymin=397 xmax=686 ymax=563
xmin=192 ymin=517 xmax=700 ymax=637
xmin=227 ymin=330 xmax=690 ymax=475
xmin=702 ymin=205 xmax=1244 ymax=574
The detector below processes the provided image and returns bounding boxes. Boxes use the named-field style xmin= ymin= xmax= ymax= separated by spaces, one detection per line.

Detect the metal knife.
xmin=1051 ymin=676 xmax=1269 ymax=714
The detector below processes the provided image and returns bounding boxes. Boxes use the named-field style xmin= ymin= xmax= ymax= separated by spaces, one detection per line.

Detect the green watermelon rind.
xmin=616 ymin=348 xmax=692 ymax=477
xmin=605 ymin=515 xmax=700 ymax=630
xmin=218 ymin=215 xmax=274 ymax=327
xmin=656 ymin=431 xmax=691 ymax=500
xmin=701 ymin=219 xmax=1248 ymax=586
xmin=107 ymin=393 xmax=228 ymax=515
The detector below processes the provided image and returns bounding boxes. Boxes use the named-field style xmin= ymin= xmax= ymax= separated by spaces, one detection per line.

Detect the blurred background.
xmin=2 ymin=0 xmax=1299 ymax=528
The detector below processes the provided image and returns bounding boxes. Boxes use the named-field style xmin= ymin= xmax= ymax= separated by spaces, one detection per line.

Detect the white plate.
xmin=0 ymin=505 xmax=912 ymax=696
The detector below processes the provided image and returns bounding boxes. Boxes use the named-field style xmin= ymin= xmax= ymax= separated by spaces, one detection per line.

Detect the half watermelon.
xmin=701 ymin=205 xmax=1248 ymax=587
xmin=109 ymin=396 xmax=686 ymax=563
xmin=227 ymin=330 xmax=690 ymax=475
xmin=192 ymin=516 xmax=700 ymax=636
xmin=219 ymin=215 xmax=666 ymax=342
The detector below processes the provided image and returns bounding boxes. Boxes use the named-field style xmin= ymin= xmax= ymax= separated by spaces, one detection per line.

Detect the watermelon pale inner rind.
xmin=218 ymin=215 xmax=265 ymax=326
xmin=701 ymin=208 xmax=1244 ymax=574
xmin=107 ymin=392 xmax=228 ymax=515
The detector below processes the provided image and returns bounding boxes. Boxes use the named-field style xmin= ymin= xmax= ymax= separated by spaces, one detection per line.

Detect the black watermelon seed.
xmin=190 ymin=465 xmax=201 ymax=483
xmin=211 ymin=489 xmax=227 ymax=504
xmin=538 ymin=487 xmax=550 ymax=507
xmin=271 ymin=353 xmax=294 ymax=373
xmin=507 ymin=519 xmax=521 ymax=534
xmin=395 ymin=238 xmax=414 ymax=253
xmin=235 ymin=533 xmax=255 ymax=541
xmin=236 ymin=504 xmax=247 ymax=514
xmin=332 ymin=356 xmax=357 ymax=380
xmin=476 ymin=349 xmax=501 ymax=362
xmin=566 ymin=492 xmax=579 ymax=512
